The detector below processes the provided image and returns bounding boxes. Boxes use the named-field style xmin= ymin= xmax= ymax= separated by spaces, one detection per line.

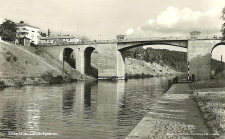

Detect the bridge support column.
xmin=98 ymin=43 xmax=125 ymax=79
xmin=188 ymin=40 xmax=217 ymax=80
xmin=117 ymin=51 xmax=125 ymax=79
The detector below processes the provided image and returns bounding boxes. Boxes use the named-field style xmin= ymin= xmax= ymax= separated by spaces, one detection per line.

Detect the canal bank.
xmin=126 ymin=84 xmax=217 ymax=139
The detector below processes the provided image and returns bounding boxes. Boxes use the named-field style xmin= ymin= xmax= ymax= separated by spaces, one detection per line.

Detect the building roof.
xmin=190 ymin=31 xmax=201 ymax=35
xmin=40 ymin=37 xmax=57 ymax=40
xmin=57 ymin=35 xmax=75 ymax=39
xmin=16 ymin=22 xmax=39 ymax=29
xmin=116 ymin=34 xmax=126 ymax=37
xmin=40 ymin=35 xmax=75 ymax=40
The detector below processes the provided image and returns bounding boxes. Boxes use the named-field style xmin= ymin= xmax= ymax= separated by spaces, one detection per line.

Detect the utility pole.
xmin=63 ymin=50 xmax=65 ymax=74
xmin=221 ymin=55 xmax=223 ymax=77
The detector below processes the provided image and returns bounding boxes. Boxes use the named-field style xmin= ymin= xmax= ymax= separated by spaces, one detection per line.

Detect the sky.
xmin=0 ymin=0 xmax=225 ymax=60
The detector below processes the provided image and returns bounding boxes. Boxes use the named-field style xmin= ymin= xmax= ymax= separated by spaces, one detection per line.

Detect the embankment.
xmin=0 ymin=40 xmax=92 ymax=87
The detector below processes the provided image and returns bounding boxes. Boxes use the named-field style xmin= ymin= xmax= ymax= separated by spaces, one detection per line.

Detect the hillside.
xmin=124 ymin=47 xmax=187 ymax=72
xmin=0 ymin=40 xmax=91 ymax=86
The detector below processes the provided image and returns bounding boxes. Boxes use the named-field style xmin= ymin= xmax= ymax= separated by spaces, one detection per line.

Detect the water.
xmin=0 ymin=77 xmax=169 ymax=139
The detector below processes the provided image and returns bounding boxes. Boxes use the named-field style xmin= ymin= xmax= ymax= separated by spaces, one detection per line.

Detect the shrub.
xmin=0 ymin=80 xmax=5 ymax=86
xmin=30 ymin=42 xmax=37 ymax=47
xmin=4 ymin=51 xmax=17 ymax=63
xmin=41 ymin=71 xmax=54 ymax=81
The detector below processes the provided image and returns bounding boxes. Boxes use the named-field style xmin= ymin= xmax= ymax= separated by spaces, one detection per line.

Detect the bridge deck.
xmin=39 ymin=36 xmax=221 ymax=46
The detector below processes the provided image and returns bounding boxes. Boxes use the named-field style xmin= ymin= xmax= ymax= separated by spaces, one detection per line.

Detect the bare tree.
xmin=80 ymin=36 xmax=90 ymax=44
xmin=221 ymin=6 xmax=225 ymax=41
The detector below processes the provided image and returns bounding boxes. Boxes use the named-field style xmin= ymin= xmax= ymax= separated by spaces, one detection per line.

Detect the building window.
xmin=22 ymin=28 xmax=28 ymax=31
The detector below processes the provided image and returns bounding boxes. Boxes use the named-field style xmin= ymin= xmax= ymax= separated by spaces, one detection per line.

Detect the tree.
xmin=40 ymin=32 xmax=47 ymax=37
xmin=221 ymin=6 xmax=225 ymax=41
xmin=0 ymin=19 xmax=17 ymax=41
xmin=80 ymin=36 xmax=90 ymax=44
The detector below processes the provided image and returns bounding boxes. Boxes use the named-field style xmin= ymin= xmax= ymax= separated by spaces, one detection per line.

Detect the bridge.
xmin=41 ymin=35 xmax=224 ymax=80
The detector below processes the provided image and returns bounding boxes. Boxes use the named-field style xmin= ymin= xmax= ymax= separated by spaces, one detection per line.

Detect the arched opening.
xmin=119 ymin=43 xmax=187 ymax=79
xmin=84 ymin=47 xmax=98 ymax=78
xmin=63 ymin=48 xmax=76 ymax=69
xmin=211 ymin=43 xmax=225 ymax=79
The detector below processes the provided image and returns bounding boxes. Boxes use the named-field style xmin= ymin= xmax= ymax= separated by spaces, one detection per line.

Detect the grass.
xmin=193 ymin=91 xmax=225 ymax=135
xmin=191 ymin=78 xmax=225 ymax=136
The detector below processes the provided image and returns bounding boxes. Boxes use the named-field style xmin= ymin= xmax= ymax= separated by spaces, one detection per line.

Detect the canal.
xmin=0 ymin=77 xmax=170 ymax=139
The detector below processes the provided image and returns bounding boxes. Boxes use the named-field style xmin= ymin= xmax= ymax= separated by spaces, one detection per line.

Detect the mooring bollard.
xmin=192 ymin=74 xmax=195 ymax=82
xmin=176 ymin=76 xmax=178 ymax=84
xmin=173 ymin=78 xmax=176 ymax=84
xmin=168 ymin=79 xmax=171 ymax=89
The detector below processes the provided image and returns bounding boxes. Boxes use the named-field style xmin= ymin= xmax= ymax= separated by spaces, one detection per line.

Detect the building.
xmin=16 ymin=21 xmax=40 ymax=45
xmin=116 ymin=34 xmax=126 ymax=41
xmin=190 ymin=31 xmax=201 ymax=40
xmin=39 ymin=34 xmax=81 ymax=45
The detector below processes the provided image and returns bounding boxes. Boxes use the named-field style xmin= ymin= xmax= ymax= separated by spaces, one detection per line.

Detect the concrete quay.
xmin=126 ymin=84 xmax=216 ymax=139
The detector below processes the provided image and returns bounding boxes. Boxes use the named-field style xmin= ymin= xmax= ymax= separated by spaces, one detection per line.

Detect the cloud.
xmin=148 ymin=19 xmax=154 ymax=25
xmin=126 ymin=28 xmax=134 ymax=35
xmin=126 ymin=4 xmax=225 ymax=38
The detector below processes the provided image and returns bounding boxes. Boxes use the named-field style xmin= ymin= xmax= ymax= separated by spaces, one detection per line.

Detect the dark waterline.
xmin=0 ymin=77 xmax=170 ymax=139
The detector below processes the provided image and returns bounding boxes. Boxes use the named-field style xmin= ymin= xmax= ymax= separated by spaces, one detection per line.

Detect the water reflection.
xmin=1 ymin=102 xmax=17 ymax=132
xmin=62 ymin=84 xmax=75 ymax=121
xmin=0 ymin=77 xmax=168 ymax=139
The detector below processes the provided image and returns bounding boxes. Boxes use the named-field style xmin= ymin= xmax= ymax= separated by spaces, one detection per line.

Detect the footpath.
xmin=126 ymin=84 xmax=217 ymax=139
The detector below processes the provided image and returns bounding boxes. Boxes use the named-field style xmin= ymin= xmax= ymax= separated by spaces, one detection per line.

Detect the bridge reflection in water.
xmin=0 ymin=77 xmax=168 ymax=139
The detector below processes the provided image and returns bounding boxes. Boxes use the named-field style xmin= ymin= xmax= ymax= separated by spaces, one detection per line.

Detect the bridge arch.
xmin=116 ymin=42 xmax=188 ymax=79
xmin=210 ymin=42 xmax=225 ymax=77
xmin=211 ymin=42 xmax=225 ymax=54
xmin=84 ymin=47 xmax=98 ymax=77
xmin=62 ymin=47 xmax=76 ymax=69
xmin=118 ymin=42 xmax=188 ymax=51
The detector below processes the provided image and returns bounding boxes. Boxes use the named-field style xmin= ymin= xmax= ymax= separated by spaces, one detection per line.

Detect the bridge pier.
xmin=98 ymin=44 xmax=125 ymax=79
xmin=75 ymin=47 xmax=85 ymax=74
xmin=73 ymin=44 xmax=125 ymax=79
xmin=188 ymin=40 xmax=220 ymax=80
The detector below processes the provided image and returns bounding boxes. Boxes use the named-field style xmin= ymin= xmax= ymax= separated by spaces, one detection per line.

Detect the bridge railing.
xmin=39 ymin=36 xmax=222 ymax=46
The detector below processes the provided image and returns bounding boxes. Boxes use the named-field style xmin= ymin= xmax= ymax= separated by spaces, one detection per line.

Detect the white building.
xmin=39 ymin=34 xmax=81 ymax=45
xmin=16 ymin=21 xmax=40 ymax=45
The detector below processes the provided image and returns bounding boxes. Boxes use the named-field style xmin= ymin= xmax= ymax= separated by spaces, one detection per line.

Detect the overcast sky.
xmin=0 ymin=0 xmax=225 ymax=60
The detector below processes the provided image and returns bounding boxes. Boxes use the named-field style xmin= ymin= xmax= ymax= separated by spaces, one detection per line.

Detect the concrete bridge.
xmin=41 ymin=36 xmax=224 ymax=80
